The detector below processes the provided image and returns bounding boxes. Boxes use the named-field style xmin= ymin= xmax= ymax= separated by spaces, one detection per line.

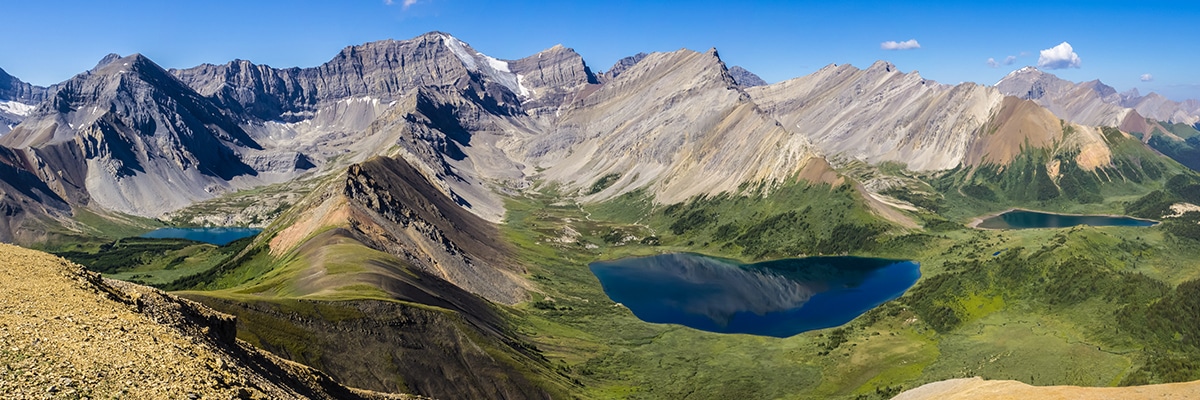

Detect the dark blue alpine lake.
xmin=140 ymin=227 xmax=262 ymax=245
xmin=976 ymin=209 xmax=1157 ymax=230
xmin=589 ymin=253 xmax=920 ymax=338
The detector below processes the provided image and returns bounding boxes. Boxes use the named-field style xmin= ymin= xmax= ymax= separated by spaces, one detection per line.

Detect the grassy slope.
xmin=66 ymin=130 xmax=1200 ymax=398
xmin=505 ymin=160 xmax=1200 ymax=399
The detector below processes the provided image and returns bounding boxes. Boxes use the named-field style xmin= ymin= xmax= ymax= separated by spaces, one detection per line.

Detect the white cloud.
xmin=1140 ymin=73 xmax=1154 ymax=82
xmin=987 ymin=58 xmax=999 ymax=68
xmin=880 ymin=39 xmax=920 ymax=50
xmin=1003 ymin=55 xmax=1017 ymax=65
xmin=1037 ymin=42 xmax=1082 ymax=69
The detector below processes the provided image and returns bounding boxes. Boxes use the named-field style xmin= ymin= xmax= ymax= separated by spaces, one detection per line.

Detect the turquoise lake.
xmin=140 ymin=227 xmax=262 ymax=245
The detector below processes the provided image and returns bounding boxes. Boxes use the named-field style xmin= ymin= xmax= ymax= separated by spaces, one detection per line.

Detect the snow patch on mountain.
xmin=0 ymin=100 xmax=34 ymax=117
xmin=440 ymin=34 xmax=527 ymax=98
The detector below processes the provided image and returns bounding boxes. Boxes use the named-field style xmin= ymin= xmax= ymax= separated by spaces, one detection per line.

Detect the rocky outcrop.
xmin=0 ymin=146 xmax=73 ymax=243
xmin=728 ymin=65 xmax=767 ymax=87
xmin=894 ymin=376 xmax=1200 ymax=400
xmin=342 ymin=156 xmax=526 ymax=304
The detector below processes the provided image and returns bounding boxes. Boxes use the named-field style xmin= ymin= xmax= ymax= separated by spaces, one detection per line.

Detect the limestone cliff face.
xmin=748 ymin=61 xmax=1004 ymax=171
xmin=528 ymin=48 xmax=826 ymax=204
xmin=0 ymin=54 xmax=277 ymax=217
xmin=171 ymin=32 xmax=517 ymax=123
xmin=0 ymin=67 xmax=48 ymax=104
xmin=508 ymin=44 xmax=599 ymax=111
xmin=995 ymin=67 xmax=1130 ymax=127
xmin=0 ymin=68 xmax=47 ymax=135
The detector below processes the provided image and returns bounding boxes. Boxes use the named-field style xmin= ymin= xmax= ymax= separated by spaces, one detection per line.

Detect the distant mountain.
xmin=994 ymin=66 xmax=1129 ymax=127
xmin=996 ymin=66 xmax=1200 ymax=126
xmin=0 ymin=54 xmax=273 ymax=218
xmin=600 ymin=52 xmax=647 ymax=81
xmin=728 ymin=65 xmax=767 ymax=87
xmin=0 ymin=67 xmax=47 ymax=135
xmin=0 ymin=67 xmax=48 ymax=103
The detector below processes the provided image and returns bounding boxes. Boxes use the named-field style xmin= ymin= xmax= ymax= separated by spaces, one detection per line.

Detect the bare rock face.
xmin=0 ymin=67 xmax=48 ymax=104
xmin=0 ymin=54 xmax=267 ymax=217
xmin=0 ymin=146 xmax=72 ymax=243
xmin=748 ymin=61 xmax=1003 ymax=171
xmin=528 ymin=48 xmax=824 ymax=204
xmin=600 ymin=52 xmax=648 ymax=81
xmin=728 ymin=65 xmax=767 ymax=87
xmin=343 ymin=157 xmax=527 ymax=304
xmin=508 ymin=44 xmax=599 ymax=110
xmin=171 ymin=32 xmax=523 ymax=123
xmin=0 ymin=68 xmax=47 ymax=135
xmin=995 ymin=66 xmax=1130 ymax=127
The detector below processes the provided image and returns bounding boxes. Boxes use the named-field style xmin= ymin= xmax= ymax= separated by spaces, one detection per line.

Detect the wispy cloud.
xmin=880 ymin=39 xmax=920 ymax=50
xmin=1140 ymin=73 xmax=1154 ymax=82
xmin=385 ymin=0 xmax=420 ymax=9
xmin=987 ymin=55 xmax=1021 ymax=68
xmin=1037 ymin=42 xmax=1082 ymax=69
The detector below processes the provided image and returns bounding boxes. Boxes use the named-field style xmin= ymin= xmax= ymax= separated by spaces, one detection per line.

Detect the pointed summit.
xmin=93 ymin=53 xmax=122 ymax=70
xmin=728 ymin=66 xmax=767 ymax=87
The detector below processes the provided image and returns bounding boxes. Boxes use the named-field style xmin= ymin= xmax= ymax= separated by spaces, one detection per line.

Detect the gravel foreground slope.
xmin=894 ymin=376 xmax=1200 ymax=400
xmin=0 ymin=243 xmax=419 ymax=400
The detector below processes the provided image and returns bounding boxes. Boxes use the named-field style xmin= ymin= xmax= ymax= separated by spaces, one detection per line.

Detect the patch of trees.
xmin=587 ymin=173 xmax=621 ymax=195
xmin=55 ymin=238 xmax=200 ymax=274
xmin=655 ymin=184 xmax=886 ymax=259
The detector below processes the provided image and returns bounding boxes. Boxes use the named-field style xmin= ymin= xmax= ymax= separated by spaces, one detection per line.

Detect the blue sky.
xmin=2 ymin=0 xmax=1197 ymax=100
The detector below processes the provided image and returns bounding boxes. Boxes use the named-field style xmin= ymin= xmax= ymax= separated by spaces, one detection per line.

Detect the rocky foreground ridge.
xmin=0 ymin=243 xmax=418 ymax=399
xmin=894 ymin=376 xmax=1200 ymax=400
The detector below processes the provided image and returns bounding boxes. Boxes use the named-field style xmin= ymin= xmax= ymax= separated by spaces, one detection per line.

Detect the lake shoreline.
xmin=968 ymin=207 xmax=1160 ymax=230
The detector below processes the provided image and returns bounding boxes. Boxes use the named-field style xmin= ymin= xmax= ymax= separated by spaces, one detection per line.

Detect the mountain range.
xmin=2 ymin=31 xmax=1194 ymax=243
xmin=3 ymin=31 xmax=1200 ymax=398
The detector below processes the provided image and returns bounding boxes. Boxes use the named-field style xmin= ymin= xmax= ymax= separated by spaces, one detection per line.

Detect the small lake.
xmin=976 ymin=209 xmax=1157 ymax=230
xmin=140 ymin=227 xmax=262 ymax=245
xmin=589 ymin=253 xmax=920 ymax=338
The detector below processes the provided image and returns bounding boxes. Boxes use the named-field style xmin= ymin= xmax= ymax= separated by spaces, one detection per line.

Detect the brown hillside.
xmin=964 ymin=96 xmax=1061 ymax=166
xmin=0 ymin=243 xmax=414 ymax=399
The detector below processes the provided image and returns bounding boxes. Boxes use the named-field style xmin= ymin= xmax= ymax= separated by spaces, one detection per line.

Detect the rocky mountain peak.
xmin=728 ymin=66 xmax=767 ymax=87
xmin=508 ymin=43 xmax=598 ymax=109
xmin=93 ymin=53 xmax=123 ymax=70
xmin=602 ymin=52 xmax=648 ymax=80
xmin=867 ymin=60 xmax=898 ymax=73
xmin=0 ymin=67 xmax=48 ymax=104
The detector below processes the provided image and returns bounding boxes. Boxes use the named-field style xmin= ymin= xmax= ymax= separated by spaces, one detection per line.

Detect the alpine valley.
xmin=4 ymin=31 xmax=1200 ymax=399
